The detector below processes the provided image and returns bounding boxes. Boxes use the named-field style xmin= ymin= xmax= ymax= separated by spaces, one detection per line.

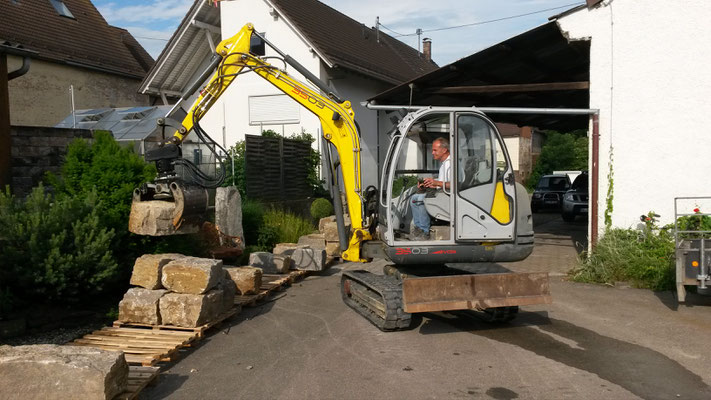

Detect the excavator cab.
xmin=363 ymin=107 xmax=534 ymax=264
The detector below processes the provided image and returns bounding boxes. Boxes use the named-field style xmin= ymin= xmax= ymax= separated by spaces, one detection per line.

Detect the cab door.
xmin=454 ymin=113 xmax=517 ymax=241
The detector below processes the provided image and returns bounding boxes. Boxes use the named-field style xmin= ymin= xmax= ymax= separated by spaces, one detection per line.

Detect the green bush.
xmin=0 ymin=186 xmax=117 ymax=315
xmin=571 ymin=214 xmax=675 ymax=291
xmin=310 ymin=198 xmax=334 ymax=220
xmin=528 ymin=130 xmax=588 ymax=189
xmin=241 ymin=198 xmax=265 ymax=246
xmin=263 ymin=208 xmax=315 ymax=245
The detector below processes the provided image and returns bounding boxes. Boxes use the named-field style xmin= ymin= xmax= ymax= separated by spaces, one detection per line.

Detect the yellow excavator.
xmin=130 ymin=23 xmax=551 ymax=331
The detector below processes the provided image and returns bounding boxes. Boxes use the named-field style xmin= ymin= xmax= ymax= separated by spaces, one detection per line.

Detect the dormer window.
xmin=49 ymin=0 xmax=74 ymax=19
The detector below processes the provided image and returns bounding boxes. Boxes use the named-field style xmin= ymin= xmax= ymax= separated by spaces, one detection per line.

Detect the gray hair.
xmin=433 ymin=137 xmax=449 ymax=151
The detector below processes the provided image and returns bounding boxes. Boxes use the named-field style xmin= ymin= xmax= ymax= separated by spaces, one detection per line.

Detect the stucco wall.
xmin=6 ymin=56 xmax=149 ymax=127
xmin=558 ymin=0 xmax=711 ymax=230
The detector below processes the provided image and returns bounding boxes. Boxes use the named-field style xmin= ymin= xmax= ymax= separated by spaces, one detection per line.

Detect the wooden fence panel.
xmin=245 ymin=135 xmax=312 ymax=202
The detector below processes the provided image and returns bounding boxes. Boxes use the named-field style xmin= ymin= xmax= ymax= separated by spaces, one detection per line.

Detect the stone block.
xmin=224 ymin=266 xmax=262 ymax=295
xmin=0 ymin=344 xmax=128 ymax=400
xmin=128 ymin=200 xmax=199 ymax=236
xmin=118 ymin=288 xmax=167 ymax=325
xmin=273 ymin=242 xmax=307 ymax=256
xmin=249 ymin=252 xmax=290 ymax=274
xmin=297 ymin=233 xmax=327 ymax=250
xmin=291 ymin=247 xmax=327 ymax=271
xmin=215 ymin=187 xmax=245 ymax=249
xmin=217 ymin=279 xmax=237 ymax=313
xmin=159 ymin=290 xmax=223 ymax=327
xmin=320 ymin=220 xmax=340 ymax=242
xmin=325 ymin=241 xmax=342 ymax=258
xmin=318 ymin=216 xmax=336 ymax=232
xmin=130 ymin=253 xmax=184 ymax=289
xmin=161 ymin=257 xmax=223 ymax=294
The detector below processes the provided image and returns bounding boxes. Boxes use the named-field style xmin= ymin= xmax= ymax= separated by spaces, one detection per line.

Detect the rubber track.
xmin=341 ymin=270 xmax=412 ymax=331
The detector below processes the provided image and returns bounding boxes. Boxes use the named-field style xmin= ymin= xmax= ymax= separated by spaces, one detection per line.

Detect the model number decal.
xmin=292 ymin=87 xmax=325 ymax=109
xmin=395 ymin=248 xmax=456 ymax=255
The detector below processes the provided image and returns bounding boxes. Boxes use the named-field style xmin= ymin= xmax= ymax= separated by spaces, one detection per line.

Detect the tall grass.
xmin=571 ymin=228 xmax=675 ymax=291
xmin=262 ymin=208 xmax=316 ymax=245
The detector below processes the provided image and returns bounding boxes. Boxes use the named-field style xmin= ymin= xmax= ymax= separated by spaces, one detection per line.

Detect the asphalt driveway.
xmin=142 ymin=213 xmax=711 ymax=400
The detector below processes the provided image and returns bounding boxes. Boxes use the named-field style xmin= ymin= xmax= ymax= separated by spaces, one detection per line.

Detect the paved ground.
xmin=142 ymin=212 xmax=711 ymax=400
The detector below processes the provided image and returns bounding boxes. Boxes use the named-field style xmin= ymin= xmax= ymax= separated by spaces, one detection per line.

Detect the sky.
xmin=93 ymin=0 xmax=583 ymax=66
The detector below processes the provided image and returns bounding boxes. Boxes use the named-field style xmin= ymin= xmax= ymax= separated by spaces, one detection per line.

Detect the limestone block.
xmin=159 ymin=290 xmax=223 ymax=327
xmin=128 ymin=200 xmax=199 ymax=236
xmin=318 ymin=216 xmax=336 ymax=233
xmin=130 ymin=253 xmax=184 ymax=289
xmin=217 ymin=279 xmax=237 ymax=313
xmin=118 ymin=288 xmax=167 ymax=325
xmin=0 ymin=344 xmax=128 ymax=400
xmin=224 ymin=266 xmax=262 ymax=295
xmin=273 ymin=242 xmax=307 ymax=256
xmin=161 ymin=257 xmax=223 ymax=294
xmin=249 ymin=252 xmax=290 ymax=274
xmin=325 ymin=241 xmax=342 ymax=258
xmin=291 ymin=247 xmax=327 ymax=271
xmin=320 ymin=220 xmax=340 ymax=242
xmin=297 ymin=233 xmax=327 ymax=250
xmin=215 ymin=187 xmax=245 ymax=250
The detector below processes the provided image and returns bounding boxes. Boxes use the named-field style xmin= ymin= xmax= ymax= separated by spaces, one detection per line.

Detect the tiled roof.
xmin=269 ymin=0 xmax=437 ymax=84
xmin=0 ymin=0 xmax=154 ymax=78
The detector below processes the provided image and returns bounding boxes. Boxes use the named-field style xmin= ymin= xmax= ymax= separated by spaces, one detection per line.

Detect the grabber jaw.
xmin=128 ymin=180 xmax=208 ymax=236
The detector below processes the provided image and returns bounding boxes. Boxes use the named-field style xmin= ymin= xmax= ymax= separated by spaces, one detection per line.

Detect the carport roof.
xmin=369 ymin=21 xmax=591 ymax=131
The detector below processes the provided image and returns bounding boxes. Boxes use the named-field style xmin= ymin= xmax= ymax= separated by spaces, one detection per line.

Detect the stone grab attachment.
xmin=128 ymin=182 xmax=208 ymax=236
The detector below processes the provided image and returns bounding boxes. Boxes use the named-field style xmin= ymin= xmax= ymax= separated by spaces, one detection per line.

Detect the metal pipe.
xmin=591 ymin=113 xmax=600 ymax=248
xmin=7 ymin=56 xmax=30 ymax=80
xmin=363 ymin=102 xmax=599 ymax=115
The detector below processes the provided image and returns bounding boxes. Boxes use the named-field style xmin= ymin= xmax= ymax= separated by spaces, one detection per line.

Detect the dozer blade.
xmin=128 ymin=182 xmax=208 ymax=236
xmin=401 ymin=272 xmax=551 ymax=314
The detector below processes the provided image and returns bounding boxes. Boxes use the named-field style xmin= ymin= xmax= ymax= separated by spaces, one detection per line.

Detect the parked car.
xmin=562 ymin=172 xmax=589 ymax=222
xmin=530 ymin=174 xmax=571 ymax=213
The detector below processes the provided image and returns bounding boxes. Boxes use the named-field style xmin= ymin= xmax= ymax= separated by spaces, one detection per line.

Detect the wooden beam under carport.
xmin=428 ymin=81 xmax=589 ymax=94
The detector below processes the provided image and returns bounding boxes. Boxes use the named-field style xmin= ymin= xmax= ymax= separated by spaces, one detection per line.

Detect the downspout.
xmin=8 ymin=56 xmax=31 ymax=80
xmin=1 ymin=54 xmax=32 ymax=190
xmin=590 ymin=113 xmax=600 ymax=248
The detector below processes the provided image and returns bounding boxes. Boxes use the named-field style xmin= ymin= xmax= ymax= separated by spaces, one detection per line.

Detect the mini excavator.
xmin=130 ymin=23 xmax=551 ymax=331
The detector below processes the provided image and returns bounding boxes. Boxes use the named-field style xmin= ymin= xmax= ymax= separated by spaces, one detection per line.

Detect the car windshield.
xmin=571 ymin=174 xmax=588 ymax=191
xmin=537 ymin=176 xmax=569 ymax=190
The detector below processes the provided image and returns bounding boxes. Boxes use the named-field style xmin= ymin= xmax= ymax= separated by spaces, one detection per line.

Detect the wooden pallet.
xmin=235 ymin=270 xmax=309 ymax=307
xmin=112 ymin=307 xmax=239 ymax=339
xmin=69 ymin=326 xmax=197 ymax=366
xmin=115 ymin=366 xmax=160 ymax=400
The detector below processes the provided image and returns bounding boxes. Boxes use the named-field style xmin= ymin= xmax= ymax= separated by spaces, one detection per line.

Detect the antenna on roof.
xmin=375 ymin=16 xmax=380 ymax=43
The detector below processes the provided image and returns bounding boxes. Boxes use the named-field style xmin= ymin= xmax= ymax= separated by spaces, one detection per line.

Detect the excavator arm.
xmin=132 ymin=23 xmax=372 ymax=262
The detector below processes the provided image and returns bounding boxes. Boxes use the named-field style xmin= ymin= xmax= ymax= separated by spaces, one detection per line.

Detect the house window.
xmin=49 ymin=0 xmax=75 ymax=18
xmin=248 ymin=94 xmax=300 ymax=125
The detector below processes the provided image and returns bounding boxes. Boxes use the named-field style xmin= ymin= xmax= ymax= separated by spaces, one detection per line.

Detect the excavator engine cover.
xmin=128 ymin=181 xmax=208 ymax=236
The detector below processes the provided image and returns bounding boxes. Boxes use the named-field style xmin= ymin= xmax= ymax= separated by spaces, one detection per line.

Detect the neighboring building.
xmin=0 ymin=0 xmax=154 ymax=127
xmin=138 ymin=0 xmax=437 ymax=186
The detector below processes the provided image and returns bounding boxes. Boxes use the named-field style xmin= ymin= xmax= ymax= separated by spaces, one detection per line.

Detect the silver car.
xmin=562 ymin=172 xmax=588 ymax=222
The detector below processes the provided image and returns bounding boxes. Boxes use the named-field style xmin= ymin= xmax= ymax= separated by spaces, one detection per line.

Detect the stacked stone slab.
xmin=0 ymin=344 xmax=128 ymax=400
xmin=224 ymin=266 xmax=262 ymax=295
xmin=120 ymin=254 xmax=237 ymax=328
xmin=274 ymin=241 xmax=327 ymax=271
xmin=159 ymin=257 xmax=228 ymax=327
xmin=119 ymin=254 xmax=184 ymax=325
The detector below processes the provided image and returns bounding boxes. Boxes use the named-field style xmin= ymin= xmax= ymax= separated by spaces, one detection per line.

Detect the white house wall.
xmin=196 ymin=0 xmax=322 ymax=151
xmin=557 ymin=0 xmax=711 ymax=230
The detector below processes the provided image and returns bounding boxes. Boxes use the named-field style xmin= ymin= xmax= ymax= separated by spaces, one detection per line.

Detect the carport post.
xmin=591 ymin=113 xmax=600 ymax=248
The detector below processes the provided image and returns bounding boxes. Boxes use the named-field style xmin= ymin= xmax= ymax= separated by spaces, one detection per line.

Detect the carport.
xmin=366 ymin=17 xmax=600 ymax=244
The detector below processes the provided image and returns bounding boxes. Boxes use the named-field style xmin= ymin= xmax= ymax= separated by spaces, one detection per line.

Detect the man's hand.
xmin=423 ymin=178 xmax=440 ymax=188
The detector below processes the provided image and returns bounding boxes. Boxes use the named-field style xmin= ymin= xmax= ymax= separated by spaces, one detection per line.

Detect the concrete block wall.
xmin=9 ymin=126 xmax=92 ymax=197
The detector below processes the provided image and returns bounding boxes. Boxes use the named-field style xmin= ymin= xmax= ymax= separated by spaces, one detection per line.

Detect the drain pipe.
xmin=8 ymin=56 xmax=31 ymax=80
xmin=1 ymin=46 xmax=33 ymax=190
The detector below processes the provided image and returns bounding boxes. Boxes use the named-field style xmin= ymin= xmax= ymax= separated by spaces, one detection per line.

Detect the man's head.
xmin=432 ymin=137 xmax=450 ymax=162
